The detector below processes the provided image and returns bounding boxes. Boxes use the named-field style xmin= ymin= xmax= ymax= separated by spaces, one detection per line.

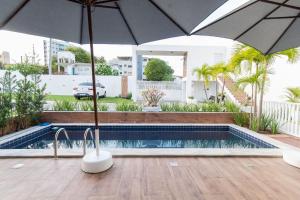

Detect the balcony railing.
xmin=263 ymin=101 xmax=300 ymax=137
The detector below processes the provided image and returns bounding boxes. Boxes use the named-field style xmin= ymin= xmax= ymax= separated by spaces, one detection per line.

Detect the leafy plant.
xmin=53 ymin=100 xmax=78 ymax=111
xmin=201 ymin=102 xmax=223 ymax=112
xmin=250 ymin=117 xmax=259 ymax=132
xmin=224 ymin=101 xmax=240 ymax=112
xmin=285 ymin=87 xmax=300 ymax=103
xmin=144 ymin=58 xmax=174 ymax=81
xmin=232 ymin=112 xmax=249 ymax=127
xmin=142 ymin=87 xmax=165 ymax=107
xmin=259 ymin=114 xmax=272 ymax=131
xmin=116 ymin=102 xmax=142 ymax=112
xmin=269 ymin=118 xmax=280 ymax=134
xmin=97 ymin=103 xmax=109 ymax=111
xmin=126 ymin=92 xmax=132 ymax=100
xmin=80 ymin=102 xmax=94 ymax=111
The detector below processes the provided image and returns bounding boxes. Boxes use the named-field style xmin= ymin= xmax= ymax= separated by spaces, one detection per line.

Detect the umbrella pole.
xmin=87 ymin=4 xmax=100 ymax=157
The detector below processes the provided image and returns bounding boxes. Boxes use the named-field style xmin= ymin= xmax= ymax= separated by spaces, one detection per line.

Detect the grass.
xmin=45 ymin=95 xmax=133 ymax=104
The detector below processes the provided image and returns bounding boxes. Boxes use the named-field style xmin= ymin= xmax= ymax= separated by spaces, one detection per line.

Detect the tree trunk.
xmin=258 ymin=66 xmax=267 ymax=120
xmin=250 ymin=84 xmax=254 ymax=127
xmin=204 ymin=83 xmax=209 ymax=101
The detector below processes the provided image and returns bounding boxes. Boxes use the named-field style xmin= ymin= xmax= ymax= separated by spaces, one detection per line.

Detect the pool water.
xmin=1 ymin=125 xmax=276 ymax=149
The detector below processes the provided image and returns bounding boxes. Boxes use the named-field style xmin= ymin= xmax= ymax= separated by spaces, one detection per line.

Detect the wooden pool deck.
xmin=1 ymin=156 xmax=300 ymax=200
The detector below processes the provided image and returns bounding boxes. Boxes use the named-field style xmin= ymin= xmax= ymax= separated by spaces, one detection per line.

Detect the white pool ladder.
xmin=83 ymin=128 xmax=95 ymax=156
xmin=54 ymin=128 xmax=71 ymax=158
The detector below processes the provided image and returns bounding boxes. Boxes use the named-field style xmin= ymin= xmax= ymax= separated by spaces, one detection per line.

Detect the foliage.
xmin=126 ymin=92 xmax=132 ymax=100
xmin=7 ymin=63 xmax=46 ymax=76
xmin=285 ymin=87 xmax=300 ymax=103
xmin=65 ymin=46 xmax=91 ymax=63
xmin=259 ymin=114 xmax=272 ymax=131
xmin=160 ymin=102 xmax=225 ymax=112
xmin=250 ymin=117 xmax=259 ymax=132
xmin=141 ymin=87 xmax=165 ymax=107
xmin=80 ymin=102 xmax=108 ymax=111
xmin=230 ymin=44 xmax=300 ymax=124
xmin=0 ymin=71 xmax=16 ymax=132
xmin=45 ymin=95 xmax=133 ymax=104
xmin=53 ymin=100 xmax=78 ymax=111
xmin=224 ymin=101 xmax=240 ymax=112
xmin=161 ymin=103 xmax=200 ymax=112
xmin=193 ymin=63 xmax=213 ymax=100
xmin=232 ymin=112 xmax=249 ymax=127
xmin=201 ymin=102 xmax=223 ymax=112
xmin=116 ymin=102 xmax=142 ymax=112
xmin=269 ymin=118 xmax=280 ymax=134
xmin=144 ymin=58 xmax=174 ymax=81
xmin=95 ymin=62 xmax=118 ymax=76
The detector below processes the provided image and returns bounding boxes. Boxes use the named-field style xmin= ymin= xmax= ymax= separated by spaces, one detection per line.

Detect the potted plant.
xmin=141 ymin=87 xmax=165 ymax=112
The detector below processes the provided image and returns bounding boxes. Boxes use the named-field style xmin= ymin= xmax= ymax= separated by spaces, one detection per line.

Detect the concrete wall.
xmin=0 ymin=70 xmax=128 ymax=97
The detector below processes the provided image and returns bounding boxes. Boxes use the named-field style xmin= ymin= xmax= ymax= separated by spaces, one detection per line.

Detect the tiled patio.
xmin=1 ymin=157 xmax=300 ymax=200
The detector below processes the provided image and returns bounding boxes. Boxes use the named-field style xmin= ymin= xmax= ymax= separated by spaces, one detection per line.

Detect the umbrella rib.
xmin=234 ymin=0 xmax=289 ymax=41
xmin=148 ymin=0 xmax=189 ymax=35
xmin=115 ymin=2 xmax=139 ymax=45
xmin=0 ymin=0 xmax=31 ymax=28
xmin=265 ymin=16 xmax=300 ymax=19
xmin=193 ymin=0 xmax=259 ymax=34
xmin=259 ymin=0 xmax=300 ymax=11
xmin=266 ymin=12 xmax=300 ymax=54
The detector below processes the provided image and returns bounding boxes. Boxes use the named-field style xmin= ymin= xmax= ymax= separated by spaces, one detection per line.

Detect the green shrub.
xmin=259 ymin=114 xmax=272 ymax=131
xmin=250 ymin=117 xmax=259 ymax=132
xmin=80 ymin=102 xmax=94 ymax=111
xmin=116 ymin=102 xmax=142 ymax=112
xmin=201 ymin=102 xmax=223 ymax=112
xmin=224 ymin=101 xmax=240 ymax=112
xmin=233 ymin=112 xmax=249 ymax=127
xmin=53 ymin=100 xmax=78 ymax=111
xmin=269 ymin=118 xmax=280 ymax=134
xmin=126 ymin=92 xmax=132 ymax=100
xmin=97 ymin=103 xmax=109 ymax=111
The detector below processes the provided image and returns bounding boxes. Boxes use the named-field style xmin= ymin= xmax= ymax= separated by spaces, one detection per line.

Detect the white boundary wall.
xmin=0 ymin=70 xmax=129 ymax=97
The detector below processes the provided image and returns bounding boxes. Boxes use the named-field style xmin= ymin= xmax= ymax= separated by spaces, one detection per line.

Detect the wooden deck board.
xmin=0 ymin=157 xmax=300 ymax=200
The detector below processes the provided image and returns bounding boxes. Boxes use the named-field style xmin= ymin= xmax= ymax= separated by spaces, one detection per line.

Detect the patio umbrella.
xmin=193 ymin=0 xmax=300 ymax=54
xmin=0 ymin=0 xmax=228 ymax=172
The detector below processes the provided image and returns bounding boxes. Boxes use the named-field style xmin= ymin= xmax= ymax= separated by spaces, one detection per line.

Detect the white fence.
xmin=263 ymin=101 xmax=300 ymax=137
xmin=136 ymin=80 xmax=186 ymax=102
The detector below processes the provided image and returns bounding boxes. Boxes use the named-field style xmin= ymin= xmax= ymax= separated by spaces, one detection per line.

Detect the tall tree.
xmin=236 ymin=68 xmax=265 ymax=125
xmin=193 ymin=63 xmax=213 ymax=101
xmin=65 ymin=46 xmax=91 ymax=63
xmin=144 ymin=58 xmax=174 ymax=81
xmin=230 ymin=44 xmax=299 ymax=119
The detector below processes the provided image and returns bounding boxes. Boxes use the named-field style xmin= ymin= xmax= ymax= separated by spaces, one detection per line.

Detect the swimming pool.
xmin=0 ymin=124 xmax=276 ymax=149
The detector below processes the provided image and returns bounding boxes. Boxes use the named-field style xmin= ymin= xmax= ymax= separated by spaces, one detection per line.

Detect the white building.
xmin=132 ymin=45 xmax=228 ymax=102
xmin=0 ymin=51 xmax=10 ymax=67
xmin=109 ymin=56 xmax=134 ymax=76
xmin=65 ymin=63 xmax=92 ymax=75
xmin=43 ymin=39 xmax=69 ymax=66
xmin=57 ymin=51 xmax=75 ymax=73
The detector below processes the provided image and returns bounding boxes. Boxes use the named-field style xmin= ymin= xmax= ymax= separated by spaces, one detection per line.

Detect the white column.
xmin=131 ymin=45 xmax=138 ymax=102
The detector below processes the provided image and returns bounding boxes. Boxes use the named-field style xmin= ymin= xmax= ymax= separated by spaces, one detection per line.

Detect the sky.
xmin=0 ymin=0 xmax=300 ymax=101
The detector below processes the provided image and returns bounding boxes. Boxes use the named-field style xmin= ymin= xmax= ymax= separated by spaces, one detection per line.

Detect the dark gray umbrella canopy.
xmin=193 ymin=0 xmax=300 ymax=54
xmin=0 ymin=0 xmax=227 ymax=45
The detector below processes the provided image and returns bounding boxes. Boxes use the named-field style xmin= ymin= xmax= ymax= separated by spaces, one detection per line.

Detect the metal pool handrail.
xmin=54 ymin=128 xmax=71 ymax=158
xmin=83 ymin=128 xmax=95 ymax=156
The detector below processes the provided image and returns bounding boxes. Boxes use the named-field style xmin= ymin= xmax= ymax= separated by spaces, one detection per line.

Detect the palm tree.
xmin=231 ymin=44 xmax=299 ymax=119
xmin=285 ymin=87 xmax=300 ymax=103
xmin=211 ymin=62 xmax=234 ymax=99
xmin=193 ymin=64 xmax=213 ymax=101
xmin=236 ymin=68 xmax=265 ymax=125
